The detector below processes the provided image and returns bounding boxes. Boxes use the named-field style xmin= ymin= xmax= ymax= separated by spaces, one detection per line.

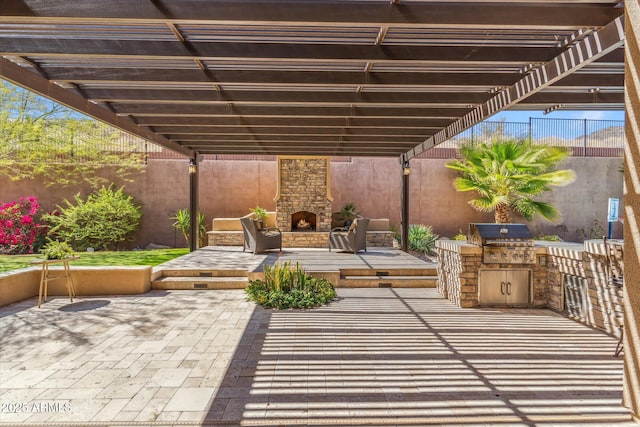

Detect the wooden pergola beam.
xmin=0 ymin=1 xmax=621 ymax=28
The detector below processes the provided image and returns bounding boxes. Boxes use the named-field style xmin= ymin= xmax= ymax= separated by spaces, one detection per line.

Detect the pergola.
xmin=0 ymin=1 xmax=639 ymax=419
xmin=0 ymin=0 xmax=627 ymax=252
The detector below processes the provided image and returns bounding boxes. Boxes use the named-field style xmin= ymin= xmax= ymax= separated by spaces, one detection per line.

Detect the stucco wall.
xmin=0 ymin=156 xmax=623 ymax=248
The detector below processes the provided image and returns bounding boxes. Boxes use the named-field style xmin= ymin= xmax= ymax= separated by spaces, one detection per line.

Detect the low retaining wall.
xmin=0 ymin=269 xmax=41 ymax=307
xmin=0 ymin=266 xmax=152 ymax=307
xmin=209 ymin=215 xmax=393 ymax=248
xmin=208 ymin=230 xmax=394 ymax=248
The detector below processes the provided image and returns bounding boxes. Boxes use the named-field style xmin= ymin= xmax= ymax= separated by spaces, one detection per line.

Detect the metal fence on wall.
xmin=421 ymin=117 xmax=625 ymax=159
xmin=2 ymin=117 xmax=625 ymax=163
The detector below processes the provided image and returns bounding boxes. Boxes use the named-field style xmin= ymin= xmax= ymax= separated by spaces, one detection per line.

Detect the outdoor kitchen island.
xmin=435 ymin=229 xmax=625 ymax=342
xmin=436 ymin=224 xmax=549 ymax=309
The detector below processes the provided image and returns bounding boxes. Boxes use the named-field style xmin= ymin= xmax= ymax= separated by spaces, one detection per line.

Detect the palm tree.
xmin=445 ymin=138 xmax=576 ymax=224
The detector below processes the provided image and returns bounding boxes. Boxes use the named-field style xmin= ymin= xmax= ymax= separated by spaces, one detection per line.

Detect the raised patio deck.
xmin=152 ymin=246 xmax=437 ymax=290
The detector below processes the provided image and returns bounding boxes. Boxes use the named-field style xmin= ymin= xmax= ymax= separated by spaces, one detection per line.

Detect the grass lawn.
xmin=0 ymin=248 xmax=189 ymax=273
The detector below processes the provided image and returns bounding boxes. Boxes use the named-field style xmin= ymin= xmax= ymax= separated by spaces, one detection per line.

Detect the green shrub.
xmin=170 ymin=208 xmax=207 ymax=247
xmin=452 ymin=229 xmax=467 ymax=241
xmin=245 ymin=261 xmax=336 ymax=309
xmin=408 ymin=224 xmax=439 ymax=255
xmin=390 ymin=224 xmax=401 ymax=243
xmin=536 ymin=234 xmax=563 ymax=242
xmin=43 ymin=186 xmax=142 ymax=251
xmin=576 ymin=219 xmax=605 ymax=242
xmin=41 ymin=240 xmax=74 ymax=260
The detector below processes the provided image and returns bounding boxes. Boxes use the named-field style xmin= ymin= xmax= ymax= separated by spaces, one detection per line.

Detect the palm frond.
xmin=448 ymin=138 xmax=575 ymax=223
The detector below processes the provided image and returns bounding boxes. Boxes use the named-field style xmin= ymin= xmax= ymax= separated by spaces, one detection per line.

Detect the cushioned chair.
xmin=329 ymin=218 xmax=369 ymax=253
xmin=240 ymin=217 xmax=282 ymax=254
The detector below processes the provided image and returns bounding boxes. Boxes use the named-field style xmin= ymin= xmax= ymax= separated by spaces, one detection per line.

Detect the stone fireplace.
xmin=274 ymin=156 xmax=333 ymax=232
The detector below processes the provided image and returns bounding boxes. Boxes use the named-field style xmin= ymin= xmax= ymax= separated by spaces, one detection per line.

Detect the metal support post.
xmin=189 ymin=152 xmax=200 ymax=252
xmin=401 ymin=157 xmax=410 ymax=252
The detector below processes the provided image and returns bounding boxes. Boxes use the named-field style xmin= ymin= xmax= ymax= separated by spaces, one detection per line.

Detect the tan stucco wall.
xmin=0 ymin=156 xmax=623 ymax=248
xmin=48 ymin=266 xmax=152 ymax=296
xmin=0 ymin=266 xmax=152 ymax=307
xmin=0 ymin=269 xmax=40 ymax=306
xmin=624 ymin=1 xmax=640 ymax=419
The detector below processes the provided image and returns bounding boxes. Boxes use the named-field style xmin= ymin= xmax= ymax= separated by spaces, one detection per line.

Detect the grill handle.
xmin=500 ymin=282 xmax=505 ymax=295
xmin=506 ymin=282 xmax=512 ymax=295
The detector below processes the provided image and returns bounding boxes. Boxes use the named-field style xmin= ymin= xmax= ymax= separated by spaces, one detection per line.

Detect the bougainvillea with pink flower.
xmin=0 ymin=196 xmax=48 ymax=254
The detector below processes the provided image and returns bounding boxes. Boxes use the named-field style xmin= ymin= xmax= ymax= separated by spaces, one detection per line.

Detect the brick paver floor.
xmin=0 ymin=288 xmax=635 ymax=426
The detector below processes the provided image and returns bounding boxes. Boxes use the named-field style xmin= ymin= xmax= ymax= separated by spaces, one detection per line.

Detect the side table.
xmin=30 ymin=256 xmax=79 ymax=308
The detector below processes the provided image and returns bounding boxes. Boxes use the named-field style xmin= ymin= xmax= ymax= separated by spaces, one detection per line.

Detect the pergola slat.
xmin=0 ymin=38 xmax=561 ymax=62
xmin=83 ymin=88 xmax=492 ymax=104
xmin=111 ymin=104 xmax=472 ymax=118
xmin=136 ymin=117 xmax=453 ymax=128
xmin=40 ymin=68 xmax=626 ymax=88
xmin=0 ymin=1 xmax=622 ymax=27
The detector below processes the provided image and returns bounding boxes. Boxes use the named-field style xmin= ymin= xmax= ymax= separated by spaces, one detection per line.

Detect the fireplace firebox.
xmin=291 ymin=211 xmax=316 ymax=231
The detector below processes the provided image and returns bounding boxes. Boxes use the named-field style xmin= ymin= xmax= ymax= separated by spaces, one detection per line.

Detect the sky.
xmin=491 ymin=109 xmax=625 ymax=123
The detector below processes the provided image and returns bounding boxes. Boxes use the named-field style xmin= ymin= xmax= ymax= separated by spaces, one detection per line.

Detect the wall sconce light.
xmin=188 ymin=159 xmax=197 ymax=175
xmin=403 ymin=159 xmax=411 ymax=176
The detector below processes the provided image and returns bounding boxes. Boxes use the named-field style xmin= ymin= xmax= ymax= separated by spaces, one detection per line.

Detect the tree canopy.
xmin=0 ymin=80 xmax=145 ymax=188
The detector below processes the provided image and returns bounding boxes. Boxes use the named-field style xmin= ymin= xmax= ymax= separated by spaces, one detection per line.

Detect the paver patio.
xmin=0 ymin=288 xmax=634 ymax=426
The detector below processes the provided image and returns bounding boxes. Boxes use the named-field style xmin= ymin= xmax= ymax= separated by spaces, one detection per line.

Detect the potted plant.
xmin=338 ymin=202 xmax=359 ymax=228
xmin=250 ymin=206 xmax=268 ymax=229
xmin=41 ymin=240 xmax=75 ymax=260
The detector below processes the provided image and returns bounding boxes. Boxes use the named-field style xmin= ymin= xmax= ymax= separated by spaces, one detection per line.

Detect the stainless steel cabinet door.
xmin=505 ymin=269 xmax=531 ymax=306
xmin=479 ymin=268 xmax=531 ymax=306
xmin=479 ymin=269 xmax=508 ymax=305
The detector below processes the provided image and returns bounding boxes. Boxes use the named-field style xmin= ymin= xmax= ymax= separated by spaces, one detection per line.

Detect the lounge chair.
xmin=329 ymin=218 xmax=369 ymax=253
xmin=240 ymin=217 xmax=282 ymax=254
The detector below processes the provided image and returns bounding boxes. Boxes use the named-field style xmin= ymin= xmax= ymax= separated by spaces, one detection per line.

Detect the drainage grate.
xmin=378 ymin=282 xmax=392 ymax=288
xmin=376 ymin=271 xmax=389 ymax=276
xmin=199 ymin=272 xmax=213 ymax=277
xmin=193 ymin=283 xmax=208 ymax=289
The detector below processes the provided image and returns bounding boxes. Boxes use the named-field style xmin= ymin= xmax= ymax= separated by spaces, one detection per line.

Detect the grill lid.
xmin=468 ymin=223 xmax=533 ymax=242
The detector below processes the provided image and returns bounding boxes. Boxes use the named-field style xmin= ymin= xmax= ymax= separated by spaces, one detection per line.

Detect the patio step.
xmin=339 ymin=267 xmax=437 ymax=277
xmin=152 ymin=276 xmax=248 ymax=290
xmin=158 ymin=269 xmax=248 ymax=278
xmin=339 ymin=275 xmax=437 ymax=288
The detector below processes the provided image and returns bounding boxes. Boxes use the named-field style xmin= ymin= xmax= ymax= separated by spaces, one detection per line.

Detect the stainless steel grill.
xmin=468 ymin=223 xmax=535 ymax=264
